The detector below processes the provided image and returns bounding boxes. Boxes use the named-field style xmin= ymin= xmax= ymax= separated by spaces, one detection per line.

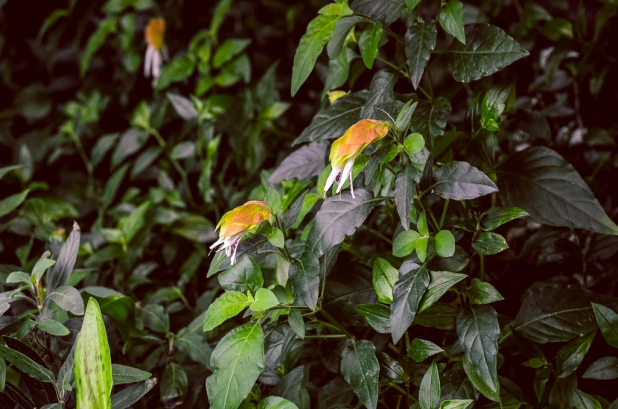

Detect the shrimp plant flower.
xmin=324 ymin=119 xmax=391 ymax=199
xmin=144 ymin=18 xmax=167 ymax=87
xmin=210 ymin=201 xmax=272 ymax=265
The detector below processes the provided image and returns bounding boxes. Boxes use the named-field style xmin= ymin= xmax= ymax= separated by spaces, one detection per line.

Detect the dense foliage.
xmin=1 ymin=0 xmax=618 ymax=408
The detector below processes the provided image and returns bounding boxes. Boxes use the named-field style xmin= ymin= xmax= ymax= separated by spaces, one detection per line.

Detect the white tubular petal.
xmin=349 ymin=170 xmax=355 ymax=199
xmin=230 ymin=240 xmax=240 ymax=265
xmin=144 ymin=46 xmax=154 ymax=77
xmin=209 ymin=238 xmax=224 ymax=250
xmin=336 ymin=158 xmax=355 ymax=194
xmin=152 ymin=51 xmax=162 ymax=79
xmin=323 ymin=165 xmax=341 ymax=196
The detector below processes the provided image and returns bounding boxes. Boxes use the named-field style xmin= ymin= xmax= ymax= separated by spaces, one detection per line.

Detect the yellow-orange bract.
xmin=324 ymin=119 xmax=390 ymax=198
xmin=145 ymin=18 xmax=166 ymax=51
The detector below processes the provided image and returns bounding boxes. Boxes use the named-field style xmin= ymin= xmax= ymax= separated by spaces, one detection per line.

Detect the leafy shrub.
xmin=1 ymin=0 xmax=618 ymax=408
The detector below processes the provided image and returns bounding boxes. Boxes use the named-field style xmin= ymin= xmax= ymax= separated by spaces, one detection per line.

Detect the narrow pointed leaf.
xmin=390 ymin=260 xmax=430 ymax=343
xmin=341 ymin=340 xmax=379 ymax=409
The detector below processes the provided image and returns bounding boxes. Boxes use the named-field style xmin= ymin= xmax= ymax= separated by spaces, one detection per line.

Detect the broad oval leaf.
xmin=356 ymin=303 xmax=391 ymax=334
xmin=269 ymin=143 xmax=327 ymax=184
xmin=203 ymin=292 xmax=251 ymax=331
xmin=432 ymin=161 xmax=498 ymax=200
xmin=361 ymin=70 xmax=396 ymax=119
xmin=258 ymin=396 xmax=299 ymax=409
xmin=160 ymin=363 xmax=188 ymax=402
xmin=75 ymin=298 xmax=113 ymax=409
xmin=481 ymin=206 xmax=528 ymax=231
xmin=307 ymin=189 xmax=378 ymax=258
xmin=592 ymin=303 xmax=618 ymax=348
xmin=405 ymin=19 xmax=437 ymax=89
xmin=498 ymin=146 xmax=618 ymax=235
xmin=466 ymin=278 xmax=504 ymax=305
xmin=472 ymin=232 xmax=509 ymax=255
xmin=419 ymin=360 xmax=440 ymax=409
xmin=556 ymin=331 xmax=596 ymax=378
xmin=390 ymin=260 xmax=430 ymax=343
xmin=341 ymin=340 xmax=379 ymax=409
xmin=408 ymin=338 xmax=444 ymax=362
xmin=250 ymin=288 xmax=280 ymax=312
xmin=582 ymin=357 xmax=618 ymax=380
xmin=206 ymin=322 xmax=265 ymax=409
xmin=457 ymin=304 xmax=500 ymax=402
xmin=446 ymin=23 xmax=529 ymax=82
xmin=410 ymin=98 xmax=451 ymax=150
xmin=218 ymin=254 xmax=264 ymax=294
xmin=438 ymin=0 xmax=466 ymax=44
xmin=350 ymin=0 xmax=405 ymax=25
xmin=48 ymin=285 xmax=85 ymax=316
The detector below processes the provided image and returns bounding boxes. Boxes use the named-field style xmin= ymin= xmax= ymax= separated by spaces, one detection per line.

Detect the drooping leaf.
xmin=318 ymin=377 xmax=355 ymax=409
xmin=340 ymin=340 xmax=379 ymax=409
xmin=0 ymin=345 xmax=55 ymax=383
xmin=350 ymin=0 xmax=405 ymax=25
xmin=438 ymin=0 xmax=466 ymax=44
xmin=327 ymin=16 xmax=365 ymax=58
xmin=394 ymin=165 xmax=417 ymax=230
xmin=361 ymin=70 xmax=396 ymax=119
xmin=206 ymin=322 xmax=264 ymax=409
xmin=356 ymin=304 xmax=391 ymax=334
xmin=359 ymin=24 xmax=383 ymax=69
xmin=38 ymin=319 xmax=70 ymax=336
xmin=419 ymin=360 xmax=440 ymax=409
xmin=111 ymin=364 xmax=152 ymax=385
xmin=258 ymin=396 xmax=299 ymax=409
xmin=432 ymin=161 xmax=498 ymax=200
xmin=111 ymin=379 xmax=156 ymax=409
xmin=288 ymin=310 xmax=305 ymax=339
xmin=457 ymin=305 xmax=500 ymax=402
xmin=498 ymin=146 xmax=618 ymax=235
xmin=405 ymin=19 xmax=437 ymax=89
xmin=289 ymin=251 xmax=321 ymax=311
xmin=408 ymin=338 xmax=444 ymax=362
xmin=203 ymin=292 xmax=251 ymax=331
xmin=0 ymin=189 xmax=30 ymax=218
xmin=390 ymin=260 xmax=430 ymax=343
xmin=167 ymin=93 xmax=198 ymax=120
xmin=556 ymin=331 xmax=596 ymax=378
xmin=293 ymin=91 xmax=367 ymax=145
xmin=291 ymin=15 xmax=340 ymax=96
xmin=582 ymin=357 xmax=618 ymax=380
xmin=75 ymin=298 xmax=113 ymax=409
xmin=466 ymin=278 xmax=504 ymax=304
xmin=481 ymin=207 xmax=528 ymax=231
xmin=445 ymin=23 xmax=529 ymax=82
xmin=269 ymin=143 xmax=328 ymax=184
xmin=592 ymin=303 xmax=618 ymax=348
xmin=273 ymin=365 xmax=305 ymax=405
xmin=160 ymin=363 xmax=188 ymax=402
xmin=307 ymin=189 xmax=377 ymax=258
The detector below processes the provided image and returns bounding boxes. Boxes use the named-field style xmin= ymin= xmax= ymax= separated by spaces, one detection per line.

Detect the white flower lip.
xmin=324 ymin=157 xmax=356 ymax=199
xmin=209 ymin=232 xmax=243 ymax=265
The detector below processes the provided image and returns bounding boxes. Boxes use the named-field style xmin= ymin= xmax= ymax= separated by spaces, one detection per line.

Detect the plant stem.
xmin=439 ymin=199 xmax=450 ymax=229
xmin=353 ymin=12 xmax=405 ymax=44
xmin=363 ymin=225 xmax=393 ymax=244
xmin=305 ymin=334 xmax=346 ymax=339
xmin=320 ymin=308 xmax=354 ymax=340
xmin=375 ymin=56 xmax=408 ymax=78
xmin=69 ymin=131 xmax=95 ymax=197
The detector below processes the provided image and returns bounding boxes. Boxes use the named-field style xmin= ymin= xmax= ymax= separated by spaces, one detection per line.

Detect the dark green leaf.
xmin=160 ymin=363 xmax=188 ymax=402
xmin=0 ymin=357 xmax=5 ymax=392
xmin=47 ymin=285 xmax=84 ymax=315
xmin=38 ymin=319 xmax=69 ymax=336
xmin=427 ymin=246 xmax=470 ymax=273
xmin=142 ymin=304 xmax=170 ymax=333
xmin=472 ymin=232 xmax=509 ymax=255
xmin=534 ymin=366 xmax=550 ymax=402
xmin=291 ymin=15 xmax=339 ymax=96
xmin=340 ymin=340 xmax=379 ymax=409
xmin=556 ymin=331 xmax=595 ymax=378
xmin=112 ymin=364 xmax=152 ymax=385
xmin=48 ymin=221 xmax=81 ymax=292
xmin=466 ymin=278 xmax=504 ymax=304
xmin=206 ymin=322 xmax=264 ymax=409
xmin=307 ymin=189 xmax=377 ymax=258
xmin=177 ymin=332 xmax=211 ymax=367
xmin=419 ymin=360 xmax=440 ymax=409
xmin=155 ymin=55 xmax=196 ymax=90
xmin=434 ymin=230 xmax=455 ymax=257
xmin=288 ymin=310 xmax=305 ymax=339
xmin=432 ymin=161 xmax=498 ymax=201
xmin=390 ymin=260 xmax=430 ymax=343
xmin=208 ymin=236 xmax=275 ymax=277
xmin=361 ymin=70 xmax=396 ymax=119
xmin=419 ymin=270 xmax=466 ymax=313
xmin=318 ymin=377 xmax=355 ymax=409
xmin=359 ymin=24 xmax=382 ymax=69
xmin=213 ymin=38 xmax=251 ymax=68
xmin=293 ymin=91 xmax=367 ymax=145
xmin=0 ymin=344 xmax=55 ymax=383
xmin=218 ymin=255 xmax=264 ymax=294
xmin=410 ymin=98 xmax=451 ymax=150
xmin=408 ymin=338 xmax=444 ymax=362
xmin=350 ymin=0 xmax=405 ymax=25
xmin=80 ymin=18 xmax=117 ymax=76
xmin=111 ymin=379 xmax=156 ymax=409
xmin=102 ymin=163 xmax=130 ymax=209
xmin=457 ymin=305 xmax=500 ymax=401
xmin=405 ymin=19 xmax=437 ymax=89
xmin=167 ymin=93 xmax=198 ymax=120
xmin=273 ymin=365 xmax=305 ymax=405
xmin=377 ymin=352 xmax=405 ymax=383
xmin=439 ymin=0 xmax=466 ymax=44
xmin=445 ymin=23 xmax=529 ymax=82
xmin=372 ymin=257 xmax=399 ymax=304
xmin=592 ymin=303 xmax=618 ymax=348
xmin=481 ymin=207 xmax=528 ymax=231
xmin=327 ymin=16 xmax=365 ymax=58
xmin=583 ymin=357 xmax=618 ymax=380
xmin=395 ymin=165 xmax=417 ymax=230
xmin=111 ymin=129 xmax=149 ymax=169
xmin=203 ymin=292 xmax=250 ymax=331
xmin=356 ymin=304 xmax=391 ymax=334
xmin=269 ymin=143 xmax=327 ymax=184
xmin=0 ymin=190 xmax=29 ymax=218
xmin=289 ymin=251 xmax=320 ymax=311
xmin=498 ymin=146 xmax=618 ymax=235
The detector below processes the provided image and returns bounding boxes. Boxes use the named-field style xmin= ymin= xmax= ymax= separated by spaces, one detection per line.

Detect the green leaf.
xmin=0 ymin=189 xmax=30 ymax=218
xmin=288 ymin=310 xmax=305 ymax=339
xmin=48 ymin=221 xmax=81 ymax=292
xmin=361 ymin=70 xmax=396 ymax=119
xmin=38 ymin=319 xmax=70 ymax=336
xmin=416 ymin=236 xmax=429 ymax=262
xmin=160 ymin=363 xmax=188 ymax=402
xmin=481 ymin=207 xmax=528 ymax=231
xmin=341 ymin=340 xmax=379 ymax=409
xmin=410 ymin=98 xmax=451 ymax=150
xmin=307 ymin=189 xmax=378 ymax=258
xmin=540 ymin=18 xmax=573 ymax=41
xmin=120 ymin=201 xmax=151 ymax=243
xmin=7 ymin=271 xmax=30 ymax=285
xmin=405 ymin=19 xmax=437 ymax=89
xmin=167 ymin=93 xmax=198 ymax=121
xmin=0 ymin=164 xmax=25 ymax=182
xmin=289 ymin=251 xmax=320 ymax=311
xmin=273 ymin=365 xmax=305 ymax=406
xmin=480 ymin=82 xmax=515 ymax=130
xmin=592 ymin=303 xmax=618 ymax=348
xmin=472 ymin=232 xmax=509 ymax=255
xmin=112 ymin=364 xmax=152 ymax=385
xmin=427 ymin=246 xmax=470 ymax=273
xmin=440 ymin=400 xmax=474 ymax=409
xmin=155 ymin=55 xmax=196 ymax=91
xmin=111 ymin=379 xmax=156 ymax=409
xmin=534 ymin=366 xmax=550 ymax=402
xmin=390 ymin=260 xmax=430 ymax=343
xmin=31 ymin=255 xmax=56 ymax=281
xmin=404 ymin=133 xmax=425 ymax=154
xmin=47 ymin=285 xmax=85 ymax=315
xmin=293 ymin=90 xmax=366 ymax=145
xmin=0 ymin=356 xmax=5 ymax=392
xmin=170 ymin=141 xmax=196 ymax=160
xmin=0 ymin=344 xmax=55 ymax=383
xmin=291 ymin=14 xmax=340 ymax=96
xmin=75 ymin=298 xmax=113 ymax=409
xmin=466 ymin=278 xmax=504 ymax=304
xmin=142 ymin=304 xmax=170 ymax=333
xmin=432 ymin=161 xmax=498 ymax=200
xmin=583 ymin=357 xmax=618 ymax=380
xmin=268 ymin=228 xmax=285 ymax=249
xmin=203 ymin=291 xmax=251 ymax=331
xmin=258 ymin=396 xmax=299 ymax=409
xmin=498 ymin=146 xmax=618 ymax=235
xmin=80 ymin=18 xmax=117 ymax=76
xmin=445 ymin=23 xmax=529 ymax=82
xmin=408 ymin=338 xmax=444 ymax=362
xmin=351 ymin=0 xmax=405 ymax=25
xmin=250 ymin=288 xmax=280 ymax=311
xmin=218 ymin=255 xmax=264 ymax=294
xmin=393 ymin=230 xmax=421 ymax=257
xmin=327 ymin=16 xmax=365 ymax=58
xmin=434 ymin=230 xmax=455 ymax=257
xmin=269 ymin=143 xmax=328 ymax=184
xmin=419 ymin=270 xmax=467 ymax=313
xmin=418 ymin=212 xmax=429 ymax=236
xmin=372 ymin=258 xmax=399 ymax=304
xmin=359 ymin=24 xmax=382 ymax=69
xmin=356 ymin=304 xmax=391 ymax=334
xmin=177 ymin=332 xmax=211 ymax=367
xmin=419 ymin=360 xmax=440 ymax=409
xmin=102 ymin=163 xmax=130 ymax=209
xmin=213 ymin=39 xmax=251 ymax=68
xmin=556 ymin=331 xmax=596 ymax=378
xmin=206 ymin=322 xmax=264 ymax=409
xmin=394 ymin=166 xmax=416 ymax=231
xmin=457 ymin=305 xmax=500 ymax=401
xmin=438 ymin=0 xmax=466 ymax=44
xmin=111 ymin=128 xmax=149 ymax=169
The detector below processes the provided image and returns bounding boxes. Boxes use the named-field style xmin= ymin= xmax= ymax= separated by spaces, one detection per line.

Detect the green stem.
xmin=304 ymin=334 xmax=346 ymax=339
xmin=353 ymin=12 xmax=405 ymax=44
xmin=375 ymin=56 xmax=409 ymax=78
xmin=439 ymin=199 xmax=450 ymax=229
xmin=69 ymin=131 xmax=94 ymax=197
xmin=363 ymin=226 xmax=393 ymax=244
xmin=390 ymin=383 xmax=416 ymax=402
